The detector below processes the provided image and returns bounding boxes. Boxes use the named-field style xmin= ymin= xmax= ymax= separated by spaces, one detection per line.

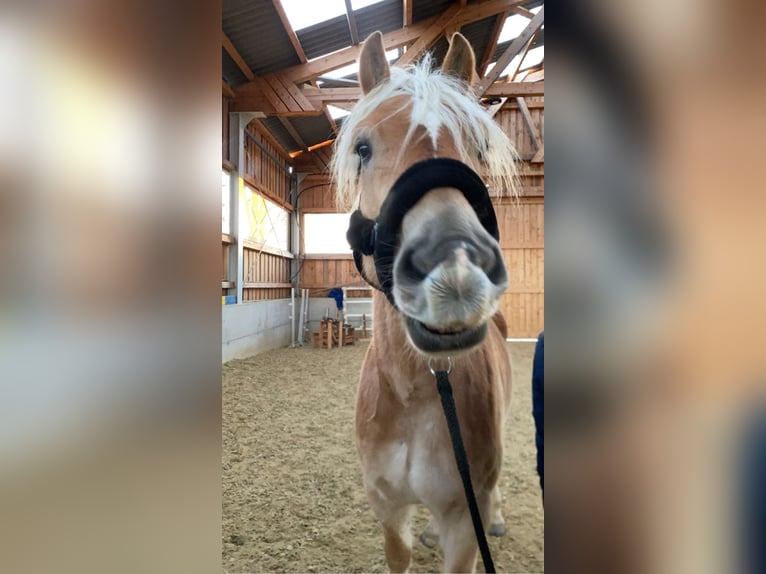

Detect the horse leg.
xmin=380 ymin=505 xmax=414 ymax=573
xmin=438 ymin=508 xmax=480 ymax=574
xmin=419 ymin=516 xmax=439 ymax=548
xmin=488 ymin=484 xmax=507 ymax=537
xmin=437 ymin=489 xmax=490 ymax=574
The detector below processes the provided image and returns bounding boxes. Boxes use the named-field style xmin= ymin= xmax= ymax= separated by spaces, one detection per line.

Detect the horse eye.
xmin=355 ymin=141 xmax=372 ymax=162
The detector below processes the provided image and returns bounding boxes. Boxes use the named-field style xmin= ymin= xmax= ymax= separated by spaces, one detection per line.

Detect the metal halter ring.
xmin=428 ymin=357 xmax=453 ymax=376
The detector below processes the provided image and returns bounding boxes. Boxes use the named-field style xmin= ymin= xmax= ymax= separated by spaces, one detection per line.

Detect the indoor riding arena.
xmin=222 ymin=1 xmax=544 ymax=572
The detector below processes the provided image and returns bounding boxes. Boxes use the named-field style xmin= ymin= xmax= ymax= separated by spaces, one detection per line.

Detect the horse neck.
xmin=370 ymin=291 xmax=427 ymax=401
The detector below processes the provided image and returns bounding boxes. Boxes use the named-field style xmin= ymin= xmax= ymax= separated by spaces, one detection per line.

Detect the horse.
xmin=330 ymin=31 xmax=517 ymax=573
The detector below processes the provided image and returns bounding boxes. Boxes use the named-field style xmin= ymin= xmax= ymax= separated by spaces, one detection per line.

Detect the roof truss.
xmin=223 ymin=0 xmax=544 ymax=153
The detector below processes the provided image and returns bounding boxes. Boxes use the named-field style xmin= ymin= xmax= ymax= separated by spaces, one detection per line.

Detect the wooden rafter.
xmin=512 ymin=6 xmax=535 ymax=19
xmin=274 ymin=0 xmax=339 ymax=142
xmin=222 ymin=31 xmax=254 ymax=81
xmin=516 ymin=96 xmax=543 ymax=152
xmin=395 ymin=4 xmax=462 ymax=67
xmin=508 ymin=29 xmax=539 ymax=81
xmin=257 ymin=0 xmax=522 ymax=87
xmin=344 ymin=0 xmax=360 ymax=45
xmin=279 ymin=117 xmax=308 ymax=152
xmin=272 ymin=16 xmax=436 ymax=85
xmin=477 ymin=6 xmax=544 ymax=95
xmin=223 ymin=81 xmax=236 ymax=99
xmin=300 ymin=81 xmax=544 ymax=106
xmin=478 ymin=11 xmax=510 ymax=76
xmin=231 ymin=0 xmax=538 ymax=117
xmin=272 ymin=0 xmax=308 ymax=62
xmin=521 ymin=67 xmax=544 ymax=83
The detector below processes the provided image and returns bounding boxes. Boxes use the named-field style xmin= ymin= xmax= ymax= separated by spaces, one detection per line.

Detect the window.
xmin=222 ymin=170 xmax=230 ymax=234
xmin=303 ymin=213 xmax=352 ymax=254
xmin=241 ymin=186 xmax=290 ymax=252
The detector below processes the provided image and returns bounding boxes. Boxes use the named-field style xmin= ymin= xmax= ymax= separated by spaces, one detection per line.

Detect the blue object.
xmin=327 ymin=288 xmax=344 ymax=310
xmin=532 ymin=331 xmax=544 ymax=495
xmin=742 ymin=405 xmax=766 ymax=574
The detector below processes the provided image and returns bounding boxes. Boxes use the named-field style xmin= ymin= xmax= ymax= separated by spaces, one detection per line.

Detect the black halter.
xmin=346 ymin=158 xmax=499 ymax=308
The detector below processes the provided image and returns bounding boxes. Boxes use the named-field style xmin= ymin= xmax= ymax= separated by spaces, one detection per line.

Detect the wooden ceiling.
xmin=223 ymin=0 xmax=544 ymax=161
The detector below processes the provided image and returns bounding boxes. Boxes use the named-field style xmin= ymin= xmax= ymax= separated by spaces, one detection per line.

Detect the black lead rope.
xmin=430 ymin=360 xmax=496 ymax=573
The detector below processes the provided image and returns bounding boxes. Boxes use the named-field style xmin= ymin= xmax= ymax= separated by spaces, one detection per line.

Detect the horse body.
xmin=332 ymin=31 xmax=517 ymax=573
xmin=357 ymin=299 xmax=511 ymax=572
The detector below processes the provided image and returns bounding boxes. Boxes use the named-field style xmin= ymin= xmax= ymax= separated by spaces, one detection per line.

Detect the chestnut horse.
xmin=331 ymin=31 xmax=517 ymax=573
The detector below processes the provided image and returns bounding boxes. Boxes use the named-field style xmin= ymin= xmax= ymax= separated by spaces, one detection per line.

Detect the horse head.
xmin=333 ymin=32 xmax=517 ymax=355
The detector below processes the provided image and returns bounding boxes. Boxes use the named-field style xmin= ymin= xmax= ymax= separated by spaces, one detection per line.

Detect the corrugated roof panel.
xmin=428 ymin=37 xmax=450 ymax=68
xmin=412 ymin=0 xmax=453 ymax=23
xmin=259 ymin=117 xmax=301 ymax=154
xmin=355 ymin=0 xmax=403 ymax=40
xmin=223 ymin=0 xmax=301 ymax=77
xmin=291 ymin=115 xmax=336 ymax=148
xmin=459 ymin=15 xmax=498 ymax=68
xmin=223 ymin=47 xmax=249 ymax=87
xmin=297 ymin=16 xmax=351 ymax=61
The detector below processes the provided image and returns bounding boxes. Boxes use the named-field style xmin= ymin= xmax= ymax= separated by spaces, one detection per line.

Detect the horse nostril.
xmin=485 ymin=245 xmax=507 ymax=286
xmin=399 ymin=248 xmax=429 ymax=282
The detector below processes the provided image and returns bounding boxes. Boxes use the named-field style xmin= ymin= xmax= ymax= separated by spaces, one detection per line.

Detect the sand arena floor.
xmin=223 ymin=341 xmax=543 ymax=573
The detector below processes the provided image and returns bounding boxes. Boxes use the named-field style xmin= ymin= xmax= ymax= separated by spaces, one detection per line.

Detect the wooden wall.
xmin=243 ymin=122 xmax=293 ymax=301
xmin=221 ymin=120 xmax=294 ymax=301
xmin=493 ymin=98 xmax=545 ymax=337
xmin=496 ymin=197 xmax=544 ymax=338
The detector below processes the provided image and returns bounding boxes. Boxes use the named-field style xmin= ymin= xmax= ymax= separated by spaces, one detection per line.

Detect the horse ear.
xmin=359 ymin=31 xmax=390 ymax=94
xmin=441 ymin=33 xmax=477 ymax=87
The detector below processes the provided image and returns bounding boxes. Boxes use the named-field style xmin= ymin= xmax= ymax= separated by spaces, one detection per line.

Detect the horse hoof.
xmin=488 ymin=523 xmax=506 ymax=537
xmin=419 ymin=531 xmax=439 ymax=549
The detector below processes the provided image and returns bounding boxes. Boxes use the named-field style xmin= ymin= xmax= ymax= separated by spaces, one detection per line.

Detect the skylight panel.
xmin=321 ymin=49 xmax=398 ymax=80
xmin=327 ymin=105 xmax=351 ymax=120
xmin=497 ymin=6 xmax=542 ymax=44
xmin=281 ymin=0 xmax=347 ymax=32
xmin=350 ymin=0 xmax=386 ymax=9
xmin=499 ymin=46 xmax=544 ymax=78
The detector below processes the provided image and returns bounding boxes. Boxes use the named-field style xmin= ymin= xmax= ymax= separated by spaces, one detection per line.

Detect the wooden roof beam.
xmin=477 ymin=6 xmax=544 ymax=96
xmin=279 ymin=117 xmax=309 ymax=152
xmin=478 ymin=11 xmax=510 ymax=76
xmin=403 ymin=0 xmax=412 ymax=27
xmin=508 ymin=29 xmax=539 ymax=81
xmin=223 ymin=81 xmax=235 ymax=99
xmin=262 ymin=0 xmax=524 ymax=86
xmin=272 ymin=0 xmax=308 ymax=62
xmin=395 ymin=3 xmax=462 ymax=67
xmin=512 ymin=6 xmax=535 ymax=19
xmin=222 ymin=31 xmax=254 ymax=81
xmin=300 ymin=80 xmax=544 ymax=106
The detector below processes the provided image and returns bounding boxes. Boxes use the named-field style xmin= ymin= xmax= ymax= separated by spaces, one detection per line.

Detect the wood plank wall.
xmin=241 ymin=121 xmax=294 ymax=301
xmin=494 ymin=98 xmax=545 ymax=337
xmin=495 ymin=197 xmax=544 ymax=338
xmin=295 ymin=99 xmax=544 ymax=336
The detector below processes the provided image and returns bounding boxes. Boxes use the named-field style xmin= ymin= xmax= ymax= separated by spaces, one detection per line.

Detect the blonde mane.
xmin=331 ymin=55 xmax=518 ymax=211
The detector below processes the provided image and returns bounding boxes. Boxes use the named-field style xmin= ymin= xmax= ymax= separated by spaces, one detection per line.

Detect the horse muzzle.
xmin=347 ymin=158 xmax=507 ymax=354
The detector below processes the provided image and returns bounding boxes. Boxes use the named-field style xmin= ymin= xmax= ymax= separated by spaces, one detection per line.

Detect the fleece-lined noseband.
xmin=346 ymin=157 xmax=499 ymax=308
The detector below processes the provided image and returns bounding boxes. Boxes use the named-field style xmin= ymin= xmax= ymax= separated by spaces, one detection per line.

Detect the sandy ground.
xmin=223 ymin=341 xmax=543 ymax=573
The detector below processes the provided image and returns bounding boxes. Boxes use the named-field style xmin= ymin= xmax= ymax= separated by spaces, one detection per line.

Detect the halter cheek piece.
xmin=346 ymin=158 xmax=499 ymax=308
